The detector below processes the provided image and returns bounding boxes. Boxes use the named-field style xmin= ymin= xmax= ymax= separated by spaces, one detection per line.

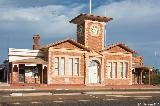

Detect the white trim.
xmin=87 ymin=57 xmax=102 ymax=84
xmin=43 ymin=65 xmax=47 ymax=69
xmin=13 ymin=64 xmax=19 ymax=68
xmin=106 ymin=60 xmax=129 ymax=79
xmin=103 ymin=51 xmax=132 ymax=55
xmin=53 ymin=55 xmax=81 ymax=77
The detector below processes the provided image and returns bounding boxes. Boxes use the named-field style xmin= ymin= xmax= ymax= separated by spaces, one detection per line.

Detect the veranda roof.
xmin=135 ymin=66 xmax=154 ymax=71
xmin=12 ymin=58 xmax=47 ymax=64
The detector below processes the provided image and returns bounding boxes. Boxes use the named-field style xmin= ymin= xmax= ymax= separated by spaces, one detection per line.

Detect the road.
xmin=0 ymin=92 xmax=160 ymax=106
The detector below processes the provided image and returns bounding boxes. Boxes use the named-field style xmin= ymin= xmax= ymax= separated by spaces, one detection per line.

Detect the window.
xmin=120 ymin=62 xmax=123 ymax=78
xmin=60 ymin=57 xmax=65 ymax=75
xmin=74 ymin=58 xmax=79 ymax=75
xmin=54 ymin=57 xmax=59 ymax=75
xmin=54 ymin=57 xmax=80 ymax=76
xmin=112 ymin=62 xmax=117 ymax=78
xmin=123 ymin=62 xmax=128 ymax=78
xmin=69 ymin=58 xmax=73 ymax=75
xmin=107 ymin=62 xmax=112 ymax=78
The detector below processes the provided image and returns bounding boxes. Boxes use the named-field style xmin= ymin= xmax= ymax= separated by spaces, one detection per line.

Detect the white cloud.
xmin=93 ymin=0 xmax=160 ymax=66
xmin=93 ymin=0 xmax=160 ymax=42
xmin=0 ymin=4 xmax=84 ymax=38
xmin=94 ymin=0 xmax=160 ymax=22
xmin=0 ymin=0 xmax=160 ymax=67
xmin=0 ymin=8 xmax=40 ymax=21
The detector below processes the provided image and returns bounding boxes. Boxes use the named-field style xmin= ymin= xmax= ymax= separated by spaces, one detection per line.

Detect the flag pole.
xmin=90 ymin=0 xmax=92 ymax=14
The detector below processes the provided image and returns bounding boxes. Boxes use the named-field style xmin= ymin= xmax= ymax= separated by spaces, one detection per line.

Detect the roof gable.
xmin=41 ymin=39 xmax=90 ymax=51
xmin=102 ymin=43 xmax=136 ymax=54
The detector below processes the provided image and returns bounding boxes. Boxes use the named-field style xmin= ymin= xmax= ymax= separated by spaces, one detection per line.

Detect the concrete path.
xmin=0 ymin=84 xmax=159 ymax=91
xmin=8 ymin=91 xmax=160 ymax=97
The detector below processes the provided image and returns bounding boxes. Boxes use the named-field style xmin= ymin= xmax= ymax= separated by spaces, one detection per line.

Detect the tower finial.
xmin=90 ymin=0 xmax=92 ymax=14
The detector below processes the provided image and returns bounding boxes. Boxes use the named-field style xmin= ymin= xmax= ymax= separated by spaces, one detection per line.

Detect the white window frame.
xmin=107 ymin=62 xmax=112 ymax=79
xmin=54 ymin=56 xmax=80 ymax=76
xmin=120 ymin=62 xmax=123 ymax=78
xmin=107 ymin=61 xmax=129 ymax=79
xmin=74 ymin=58 xmax=79 ymax=75
xmin=60 ymin=57 xmax=65 ymax=75
xmin=54 ymin=57 xmax=59 ymax=76
xmin=123 ymin=62 xmax=128 ymax=78
xmin=69 ymin=58 xmax=73 ymax=76
xmin=112 ymin=62 xmax=117 ymax=78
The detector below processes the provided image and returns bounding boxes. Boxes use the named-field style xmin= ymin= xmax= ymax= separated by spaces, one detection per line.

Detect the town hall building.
xmin=8 ymin=13 xmax=153 ymax=86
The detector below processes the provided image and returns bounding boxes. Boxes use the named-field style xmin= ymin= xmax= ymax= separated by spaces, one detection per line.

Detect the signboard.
xmin=25 ymin=64 xmax=37 ymax=66
xmin=25 ymin=72 xmax=33 ymax=77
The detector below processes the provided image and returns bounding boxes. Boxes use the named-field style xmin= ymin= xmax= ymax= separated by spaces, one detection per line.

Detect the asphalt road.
xmin=0 ymin=92 xmax=160 ymax=106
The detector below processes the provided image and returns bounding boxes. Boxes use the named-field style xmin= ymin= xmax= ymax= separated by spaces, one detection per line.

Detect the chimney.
xmin=33 ymin=34 xmax=40 ymax=50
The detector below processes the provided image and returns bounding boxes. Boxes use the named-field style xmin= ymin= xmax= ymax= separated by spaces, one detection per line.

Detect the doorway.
xmin=19 ymin=69 xmax=25 ymax=83
xmin=88 ymin=60 xmax=100 ymax=84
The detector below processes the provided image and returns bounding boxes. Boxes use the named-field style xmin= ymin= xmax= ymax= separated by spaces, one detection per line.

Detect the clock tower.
xmin=70 ymin=13 xmax=112 ymax=52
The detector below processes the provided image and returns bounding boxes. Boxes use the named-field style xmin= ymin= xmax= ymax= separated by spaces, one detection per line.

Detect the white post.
xmin=90 ymin=0 xmax=92 ymax=14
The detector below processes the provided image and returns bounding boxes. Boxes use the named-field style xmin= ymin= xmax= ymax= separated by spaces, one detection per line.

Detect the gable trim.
xmin=102 ymin=43 xmax=136 ymax=54
xmin=41 ymin=39 xmax=91 ymax=51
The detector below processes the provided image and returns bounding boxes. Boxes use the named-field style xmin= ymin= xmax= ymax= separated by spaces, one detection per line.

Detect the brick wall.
xmin=132 ymin=56 xmax=143 ymax=68
xmin=104 ymin=53 xmax=132 ymax=85
xmin=48 ymin=47 xmax=85 ymax=85
xmin=12 ymin=65 xmax=19 ymax=83
xmin=77 ymin=23 xmax=85 ymax=45
xmin=25 ymin=77 xmax=40 ymax=84
xmin=85 ymin=20 xmax=105 ymax=52
xmin=12 ymin=72 xmax=19 ymax=83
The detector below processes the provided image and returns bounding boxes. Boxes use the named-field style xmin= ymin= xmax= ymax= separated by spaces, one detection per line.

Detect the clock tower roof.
xmin=70 ymin=13 xmax=113 ymax=24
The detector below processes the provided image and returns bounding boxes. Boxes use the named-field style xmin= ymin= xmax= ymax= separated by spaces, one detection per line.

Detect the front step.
xmin=0 ymin=82 xmax=9 ymax=86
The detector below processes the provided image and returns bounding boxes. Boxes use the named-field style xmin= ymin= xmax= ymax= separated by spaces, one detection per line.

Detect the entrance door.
xmin=88 ymin=60 xmax=99 ymax=84
xmin=19 ymin=69 xmax=25 ymax=83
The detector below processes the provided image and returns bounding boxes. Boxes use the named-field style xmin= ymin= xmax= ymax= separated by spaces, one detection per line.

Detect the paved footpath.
xmin=0 ymin=84 xmax=160 ymax=90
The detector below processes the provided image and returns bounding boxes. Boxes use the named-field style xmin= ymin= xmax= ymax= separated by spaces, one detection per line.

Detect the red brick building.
xmin=8 ymin=13 xmax=153 ymax=86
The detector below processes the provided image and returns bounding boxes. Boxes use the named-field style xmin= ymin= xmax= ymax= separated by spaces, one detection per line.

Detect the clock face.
xmin=78 ymin=25 xmax=83 ymax=36
xmin=90 ymin=24 xmax=100 ymax=35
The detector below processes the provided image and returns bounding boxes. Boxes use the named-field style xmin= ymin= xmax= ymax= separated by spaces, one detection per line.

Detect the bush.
xmin=153 ymin=74 xmax=160 ymax=84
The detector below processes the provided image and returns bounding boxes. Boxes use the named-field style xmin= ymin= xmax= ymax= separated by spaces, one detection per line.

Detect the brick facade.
xmin=44 ymin=14 xmax=139 ymax=86
xmin=132 ymin=56 xmax=144 ymax=68
xmin=104 ymin=53 xmax=132 ymax=85
xmin=84 ymin=20 xmax=105 ymax=51
xmin=47 ymin=44 xmax=86 ymax=85
xmin=9 ymin=13 xmax=145 ymax=86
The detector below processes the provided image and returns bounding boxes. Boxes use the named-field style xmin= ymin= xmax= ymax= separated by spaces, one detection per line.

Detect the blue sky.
xmin=0 ymin=0 xmax=160 ymax=68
